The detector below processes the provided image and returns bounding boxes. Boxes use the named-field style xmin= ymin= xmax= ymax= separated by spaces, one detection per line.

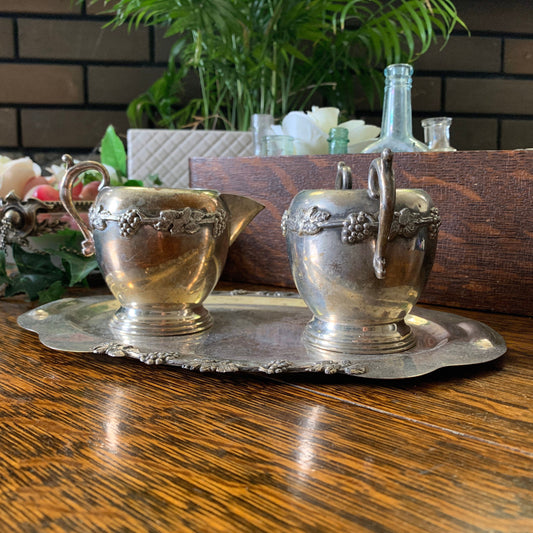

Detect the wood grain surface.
xmin=0 ymin=289 xmax=531 ymax=532
xmin=190 ymin=150 xmax=533 ymax=316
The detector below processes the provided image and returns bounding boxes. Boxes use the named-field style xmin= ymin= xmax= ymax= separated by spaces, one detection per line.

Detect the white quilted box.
xmin=127 ymin=129 xmax=253 ymax=188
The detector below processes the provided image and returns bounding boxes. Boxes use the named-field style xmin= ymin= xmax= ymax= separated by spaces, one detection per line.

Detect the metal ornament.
xmin=89 ymin=204 xmax=228 ymax=239
xmin=283 ymin=149 xmax=440 ymax=355
xmin=282 ymin=205 xmax=441 ymax=242
xmin=0 ymin=191 xmax=92 ymax=249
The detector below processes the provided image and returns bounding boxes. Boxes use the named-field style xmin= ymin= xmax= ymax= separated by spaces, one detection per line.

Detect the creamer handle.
xmin=59 ymin=154 xmax=110 ymax=257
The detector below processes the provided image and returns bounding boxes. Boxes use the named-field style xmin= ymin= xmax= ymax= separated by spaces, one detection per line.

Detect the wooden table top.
xmin=1 ymin=289 xmax=532 ymax=532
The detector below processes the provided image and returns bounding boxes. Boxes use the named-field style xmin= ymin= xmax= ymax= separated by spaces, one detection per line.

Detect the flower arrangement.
xmin=0 ymin=126 xmax=156 ymax=304
xmin=271 ymin=106 xmax=381 ymax=154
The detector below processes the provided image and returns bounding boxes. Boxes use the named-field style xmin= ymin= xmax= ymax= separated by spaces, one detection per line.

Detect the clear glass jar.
xmin=421 ymin=117 xmax=457 ymax=152
xmin=261 ymin=135 xmax=295 ymax=156
xmin=328 ymin=127 xmax=349 ymax=154
xmin=362 ymin=64 xmax=428 ymax=153
xmin=251 ymin=114 xmax=275 ymax=156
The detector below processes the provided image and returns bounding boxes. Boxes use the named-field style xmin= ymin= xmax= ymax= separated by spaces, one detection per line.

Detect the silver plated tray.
xmin=17 ymin=291 xmax=507 ymax=379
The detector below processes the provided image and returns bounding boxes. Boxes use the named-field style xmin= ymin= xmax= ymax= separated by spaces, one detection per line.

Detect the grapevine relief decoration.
xmin=282 ymin=205 xmax=440 ymax=242
xmin=89 ymin=204 xmax=227 ymax=238
xmin=91 ymin=341 xmax=366 ymax=375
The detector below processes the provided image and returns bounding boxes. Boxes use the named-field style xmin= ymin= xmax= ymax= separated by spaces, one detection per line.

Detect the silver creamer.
xmin=60 ymin=155 xmax=263 ymax=337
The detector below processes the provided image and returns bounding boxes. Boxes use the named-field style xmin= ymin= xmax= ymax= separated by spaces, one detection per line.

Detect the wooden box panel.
xmin=190 ymin=150 xmax=533 ymax=316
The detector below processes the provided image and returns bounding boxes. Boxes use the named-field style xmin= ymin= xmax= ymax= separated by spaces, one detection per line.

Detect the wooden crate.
xmin=190 ymin=150 xmax=533 ymax=316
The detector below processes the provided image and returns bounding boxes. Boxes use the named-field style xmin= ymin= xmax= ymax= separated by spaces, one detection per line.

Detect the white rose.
xmin=279 ymin=111 xmax=329 ymax=155
xmin=278 ymin=106 xmax=381 ymax=155
xmin=0 ymin=157 xmax=41 ymax=198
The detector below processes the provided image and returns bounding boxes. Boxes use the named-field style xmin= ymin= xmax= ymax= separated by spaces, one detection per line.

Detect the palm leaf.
xmin=91 ymin=0 xmax=466 ymax=129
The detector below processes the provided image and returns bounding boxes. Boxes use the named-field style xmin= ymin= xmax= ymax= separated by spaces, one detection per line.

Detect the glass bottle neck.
xmin=381 ymin=76 xmax=413 ymax=138
xmin=361 ymin=64 xmax=427 ymax=153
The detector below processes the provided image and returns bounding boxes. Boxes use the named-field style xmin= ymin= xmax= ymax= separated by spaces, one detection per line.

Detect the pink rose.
xmin=0 ymin=157 xmax=41 ymax=198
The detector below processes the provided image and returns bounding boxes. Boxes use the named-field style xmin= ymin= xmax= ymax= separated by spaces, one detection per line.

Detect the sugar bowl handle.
xmin=367 ymin=148 xmax=396 ymax=279
xmin=59 ymin=154 xmax=110 ymax=256
xmin=335 ymin=161 xmax=353 ymax=190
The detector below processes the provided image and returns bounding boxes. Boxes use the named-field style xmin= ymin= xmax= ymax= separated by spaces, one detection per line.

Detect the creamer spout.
xmin=220 ymin=193 xmax=264 ymax=246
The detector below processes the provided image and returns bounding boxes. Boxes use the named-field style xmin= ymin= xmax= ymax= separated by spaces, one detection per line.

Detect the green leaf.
xmin=37 ymin=280 xmax=66 ymax=305
xmin=80 ymin=169 xmax=103 ymax=185
xmin=1 ymin=238 xmax=97 ymax=302
xmin=50 ymin=248 xmax=99 ymax=287
xmin=8 ymin=244 xmax=66 ymax=300
xmin=30 ymin=228 xmax=84 ymax=251
xmin=100 ymin=125 xmax=127 ymax=178
xmin=0 ymin=250 xmax=9 ymax=286
xmin=13 ymin=244 xmax=59 ymax=276
xmin=123 ymin=179 xmax=144 ymax=187
xmin=147 ymin=174 xmax=162 ymax=186
xmin=4 ymin=270 xmax=65 ymax=301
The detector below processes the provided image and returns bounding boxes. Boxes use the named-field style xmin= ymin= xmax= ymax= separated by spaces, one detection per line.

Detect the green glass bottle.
xmin=328 ymin=127 xmax=349 ymax=154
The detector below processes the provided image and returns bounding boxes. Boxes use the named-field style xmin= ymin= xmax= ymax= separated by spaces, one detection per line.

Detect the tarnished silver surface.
xmin=283 ymin=151 xmax=439 ymax=355
xmin=18 ymin=291 xmax=507 ymax=380
xmin=59 ymin=155 xmax=264 ymax=337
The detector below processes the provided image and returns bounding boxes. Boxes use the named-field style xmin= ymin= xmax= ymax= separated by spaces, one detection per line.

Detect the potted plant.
xmin=89 ymin=0 xmax=465 ymax=131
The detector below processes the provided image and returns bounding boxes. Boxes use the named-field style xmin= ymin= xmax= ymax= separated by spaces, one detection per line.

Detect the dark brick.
xmin=0 ymin=108 xmax=17 ymax=148
xmin=446 ymin=78 xmax=533 ymax=115
xmin=21 ymin=109 xmax=129 ymax=149
xmin=0 ymin=0 xmax=80 ymax=13
xmin=415 ymin=36 xmax=501 ymax=73
xmin=154 ymin=27 xmax=174 ymax=63
xmin=504 ymin=39 xmax=533 ymax=75
xmin=18 ymin=19 xmax=149 ymax=61
xmin=501 ymin=120 xmax=533 ymax=149
xmin=0 ymin=64 xmax=83 ymax=104
xmin=412 ymin=77 xmax=441 ymax=112
xmin=88 ymin=66 xmax=166 ymax=104
xmin=181 ymin=71 xmax=202 ymax=101
xmin=86 ymin=0 xmax=120 ymax=16
xmin=0 ymin=18 xmax=14 ymax=59
xmin=451 ymin=118 xmax=498 ymax=151
xmin=453 ymin=0 xmax=533 ymax=34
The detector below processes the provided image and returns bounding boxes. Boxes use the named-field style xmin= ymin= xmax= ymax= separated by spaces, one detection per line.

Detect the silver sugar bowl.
xmin=282 ymin=149 xmax=440 ymax=354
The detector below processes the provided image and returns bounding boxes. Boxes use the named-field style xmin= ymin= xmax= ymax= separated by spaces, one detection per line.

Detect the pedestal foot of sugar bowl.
xmin=303 ymin=317 xmax=416 ymax=355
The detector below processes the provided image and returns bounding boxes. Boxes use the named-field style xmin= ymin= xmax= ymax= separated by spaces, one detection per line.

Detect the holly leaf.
xmin=4 ymin=271 xmax=66 ymax=301
xmin=100 ymin=124 xmax=126 ymax=178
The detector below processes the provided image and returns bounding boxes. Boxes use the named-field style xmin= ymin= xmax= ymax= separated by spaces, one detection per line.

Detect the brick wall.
xmin=410 ymin=0 xmax=533 ymax=150
xmin=0 ymin=0 xmax=532 ymax=161
xmin=0 ymin=0 xmax=167 ymax=162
